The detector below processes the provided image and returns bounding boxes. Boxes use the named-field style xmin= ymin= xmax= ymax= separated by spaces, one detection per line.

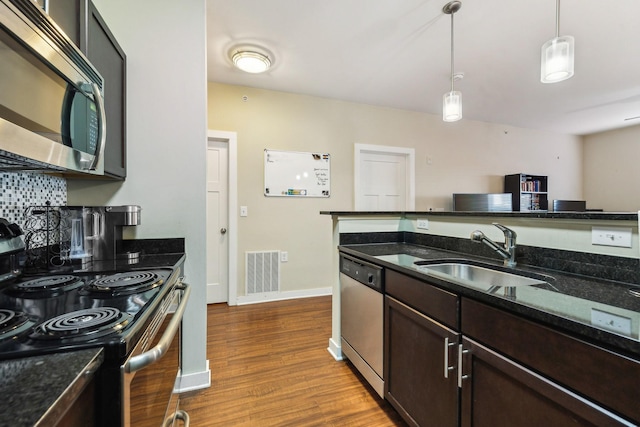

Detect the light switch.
xmin=240 ymin=206 xmax=248 ymax=217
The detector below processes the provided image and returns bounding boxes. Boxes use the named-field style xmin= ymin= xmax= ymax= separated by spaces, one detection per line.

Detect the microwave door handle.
xmin=89 ymin=83 xmax=106 ymax=171
xmin=123 ymin=282 xmax=191 ymax=373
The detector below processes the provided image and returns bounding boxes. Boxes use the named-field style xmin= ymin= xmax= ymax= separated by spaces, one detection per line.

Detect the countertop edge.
xmin=36 ymin=349 xmax=104 ymax=427
xmin=321 ymin=211 xmax=639 ymax=220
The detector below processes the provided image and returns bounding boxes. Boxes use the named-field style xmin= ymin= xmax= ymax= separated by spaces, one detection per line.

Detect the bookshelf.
xmin=504 ymin=173 xmax=548 ymax=211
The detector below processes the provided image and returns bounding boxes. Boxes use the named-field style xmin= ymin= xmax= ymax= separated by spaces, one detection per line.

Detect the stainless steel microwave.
xmin=0 ymin=0 xmax=106 ymax=175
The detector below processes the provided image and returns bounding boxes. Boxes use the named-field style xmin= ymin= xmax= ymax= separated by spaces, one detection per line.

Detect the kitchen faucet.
xmin=470 ymin=223 xmax=517 ymax=268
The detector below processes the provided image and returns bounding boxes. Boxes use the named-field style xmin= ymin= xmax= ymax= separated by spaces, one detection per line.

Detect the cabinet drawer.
xmin=386 ymin=269 xmax=459 ymax=329
xmin=462 ymin=298 xmax=640 ymax=423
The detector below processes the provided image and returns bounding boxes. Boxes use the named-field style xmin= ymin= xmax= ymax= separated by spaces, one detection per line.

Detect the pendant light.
xmin=540 ymin=0 xmax=574 ymax=83
xmin=443 ymin=1 xmax=462 ymax=122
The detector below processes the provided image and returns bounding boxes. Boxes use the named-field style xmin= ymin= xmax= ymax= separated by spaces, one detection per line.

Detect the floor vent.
xmin=246 ymin=251 xmax=280 ymax=295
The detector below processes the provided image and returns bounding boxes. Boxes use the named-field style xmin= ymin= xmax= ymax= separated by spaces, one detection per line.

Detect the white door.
xmin=354 ymin=144 xmax=415 ymax=210
xmin=206 ymin=139 xmax=229 ymax=303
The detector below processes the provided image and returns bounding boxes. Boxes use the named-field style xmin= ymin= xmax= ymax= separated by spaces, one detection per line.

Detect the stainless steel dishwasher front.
xmin=340 ymin=253 xmax=384 ymax=397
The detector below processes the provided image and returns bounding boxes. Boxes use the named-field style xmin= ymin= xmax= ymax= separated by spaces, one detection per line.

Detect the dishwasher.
xmin=340 ymin=253 xmax=384 ymax=397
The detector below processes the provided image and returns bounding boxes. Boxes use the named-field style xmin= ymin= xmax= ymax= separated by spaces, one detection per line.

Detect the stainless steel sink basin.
xmin=416 ymin=262 xmax=547 ymax=294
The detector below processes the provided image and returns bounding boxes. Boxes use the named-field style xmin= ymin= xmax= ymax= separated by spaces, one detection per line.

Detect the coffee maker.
xmin=66 ymin=205 xmax=141 ymax=262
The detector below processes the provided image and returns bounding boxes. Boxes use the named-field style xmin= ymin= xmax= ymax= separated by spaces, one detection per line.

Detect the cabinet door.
xmin=385 ymin=296 xmax=459 ymax=427
xmin=85 ymin=2 xmax=127 ymax=179
xmin=459 ymin=337 xmax=633 ymax=427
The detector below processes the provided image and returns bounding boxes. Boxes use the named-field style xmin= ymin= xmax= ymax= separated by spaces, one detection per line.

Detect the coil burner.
xmin=31 ymin=307 xmax=131 ymax=341
xmin=85 ymin=271 xmax=163 ymax=296
xmin=0 ymin=308 xmax=35 ymax=342
xmin=7 ymin=275 xmax=84 ymax=297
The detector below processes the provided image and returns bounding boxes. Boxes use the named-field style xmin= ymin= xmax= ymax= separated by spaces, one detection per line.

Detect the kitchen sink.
xmin=415 ymin=262 xmax=548 ymax=294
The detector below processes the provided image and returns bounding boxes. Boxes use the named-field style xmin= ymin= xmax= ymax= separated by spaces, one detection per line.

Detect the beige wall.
xmin=208 ymin=82 xmax=584 ymax=296
xmin=583 ymin=124 xmax=640 ymax=211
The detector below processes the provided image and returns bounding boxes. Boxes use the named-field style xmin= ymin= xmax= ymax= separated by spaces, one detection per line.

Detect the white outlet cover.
xmin=591 ymin=308 xmax=632 ymax=336
xmin=417 ymin=219 xmax=429 ymax=230
xmin=591 ymin=226 xmax=632 ymax=248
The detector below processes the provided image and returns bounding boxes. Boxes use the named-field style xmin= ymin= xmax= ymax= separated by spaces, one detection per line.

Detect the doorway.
xmin=206 ymin=130 xmax=238 ymax=305
xmin=354 ymin=144 xmax=415 ymax=210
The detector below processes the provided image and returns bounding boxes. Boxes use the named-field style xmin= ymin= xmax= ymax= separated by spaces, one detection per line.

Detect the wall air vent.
xmin=245 ymin=251 xmax=280 ymax=295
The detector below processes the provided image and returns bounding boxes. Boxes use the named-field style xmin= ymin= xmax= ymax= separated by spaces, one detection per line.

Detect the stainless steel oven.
xmin=124 ymin=280 xmax=191 ymax=427
xmin=0 ymin=218 xmax=191 ymax=426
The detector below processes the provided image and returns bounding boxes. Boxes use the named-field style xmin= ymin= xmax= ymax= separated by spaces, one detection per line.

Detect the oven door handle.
xmin=124 ymin=282 xmax=191 ymax=373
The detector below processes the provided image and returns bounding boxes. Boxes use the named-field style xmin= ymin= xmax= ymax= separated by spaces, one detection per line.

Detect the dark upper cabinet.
xmin=84 ymin=2 xmax=126 ymax=179
xmin=38 ymin=0 xmax=127 ymax=179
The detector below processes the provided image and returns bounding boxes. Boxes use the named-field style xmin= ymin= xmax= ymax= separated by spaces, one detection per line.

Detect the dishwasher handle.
xmin=124 ymin=282 xmax=191 ymax=373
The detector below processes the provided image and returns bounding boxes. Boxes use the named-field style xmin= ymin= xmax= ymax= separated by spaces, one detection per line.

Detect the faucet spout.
xmin=470 ymin=223 xmax=517 ymax=267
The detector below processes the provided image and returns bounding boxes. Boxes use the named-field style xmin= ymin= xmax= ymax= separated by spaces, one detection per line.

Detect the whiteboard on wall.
xmin=264 ymin=149 xmax=331 ymax=197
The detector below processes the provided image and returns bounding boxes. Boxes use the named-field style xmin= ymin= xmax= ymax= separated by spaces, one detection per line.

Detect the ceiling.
xmin=206 ymin=0 xmax=640 ymax=136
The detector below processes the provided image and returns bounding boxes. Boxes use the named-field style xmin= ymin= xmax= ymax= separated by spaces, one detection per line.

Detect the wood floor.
xmin=179 ymin=296 xmax=407 ymax=426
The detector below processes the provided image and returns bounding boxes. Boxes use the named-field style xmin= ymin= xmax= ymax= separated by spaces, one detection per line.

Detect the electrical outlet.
xmin=591 ymin=226 xmax=632 ymax=247
xmin=280 ymin=251 xmax=288 ymax=262
xmin=591 ymin=309 xmax=632 ymax=336
xmin=417 ymin=219 xmax=429 ymax=230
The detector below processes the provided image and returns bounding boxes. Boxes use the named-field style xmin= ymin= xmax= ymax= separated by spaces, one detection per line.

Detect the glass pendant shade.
xmin=540 ymin=35 xmax=574 ymax=83
xmin=443 ymin=90 xmax=462 ymax=122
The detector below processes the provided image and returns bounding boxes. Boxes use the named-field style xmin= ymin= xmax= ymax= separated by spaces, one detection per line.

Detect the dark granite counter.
xmin=72 ymin=237 xmax=186 ymax=274
xmin=322 ymin=211 xmax=639 ymax=220
xmin=0 ymin=348 xmax=103 ymax=427
xmin=340 ymin=243 xmax=640 ymax=359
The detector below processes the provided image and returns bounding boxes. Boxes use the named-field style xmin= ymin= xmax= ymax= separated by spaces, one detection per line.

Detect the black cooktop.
xmin=0 ymin=268 xmax=174 ymax=361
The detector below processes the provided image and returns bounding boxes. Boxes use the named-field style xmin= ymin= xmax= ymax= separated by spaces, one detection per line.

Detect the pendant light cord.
xmin=450 ymin=12 xmax=455 ymax=92
xmin=555 ymin=0 xmax=560 ymax=37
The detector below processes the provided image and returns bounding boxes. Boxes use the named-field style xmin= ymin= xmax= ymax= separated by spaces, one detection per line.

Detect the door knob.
xmin=220 ymin=228 xmax=227 ymax=234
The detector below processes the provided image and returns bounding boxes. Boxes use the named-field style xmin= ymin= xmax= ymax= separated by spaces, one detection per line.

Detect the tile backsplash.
xmin=0 ymin=172 xmax=67 ymax=228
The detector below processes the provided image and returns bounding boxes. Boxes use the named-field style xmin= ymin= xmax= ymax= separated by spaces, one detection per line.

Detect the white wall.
xmin=207 ymin=82 xmax=583 ymax=298
xmin=67 ymin=0 xmax=209 ymax=385
xmin=583 ymin=124 xmax=640 ymax=211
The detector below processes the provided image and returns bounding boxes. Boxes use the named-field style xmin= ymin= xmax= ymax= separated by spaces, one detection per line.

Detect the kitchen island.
xmin=323 ymin=211 xmax=640 ymax=426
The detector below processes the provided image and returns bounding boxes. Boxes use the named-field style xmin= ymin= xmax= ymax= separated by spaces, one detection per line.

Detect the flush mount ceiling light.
xmin=230 ymin=48 xmax=272 ymax=74
xmin=541 ymin=0 xmax=574 ymax=83
xmin=442 ymin=1 xmax=462 ymax=122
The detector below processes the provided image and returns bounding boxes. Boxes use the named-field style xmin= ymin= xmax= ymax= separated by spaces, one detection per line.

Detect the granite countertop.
xmin=321 ymin=210 xmax=639 ymax=220
xmin=74 ymin=252 xmax=186 ymax=275
xmin=0 ymin=348 xmax=103 ymax=427
xmin=340 ymin=243 xmax=640 ymax=359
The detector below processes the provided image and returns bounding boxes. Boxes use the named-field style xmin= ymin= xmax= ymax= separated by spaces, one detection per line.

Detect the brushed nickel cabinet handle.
xmin=457 ymin=344 xmax=470 ymax=388
xmin=444 ymin=337 xmax=456 ymax=378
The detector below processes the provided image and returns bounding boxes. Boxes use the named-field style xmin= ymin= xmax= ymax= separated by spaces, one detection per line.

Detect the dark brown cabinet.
xmin=459 ymin=336 xmax=628 ymax=427
xmin=37 ymin=0 xmax=127 ymax=179
xmin=385 ymin=296 xmax=459 ymax=427
xmin=85 ymin=2 xmax=126 ymax=179
xmin=461 ymin=298 xmax=639 ymax=425
xmin=384 ymin=270 xmax=460 ymax=427
xmin=384 ymin=269 xmax=638 ymax=427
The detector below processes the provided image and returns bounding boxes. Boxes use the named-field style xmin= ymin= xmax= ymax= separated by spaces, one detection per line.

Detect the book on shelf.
xmin=520 ymin=179 xmax=542 ymax=192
